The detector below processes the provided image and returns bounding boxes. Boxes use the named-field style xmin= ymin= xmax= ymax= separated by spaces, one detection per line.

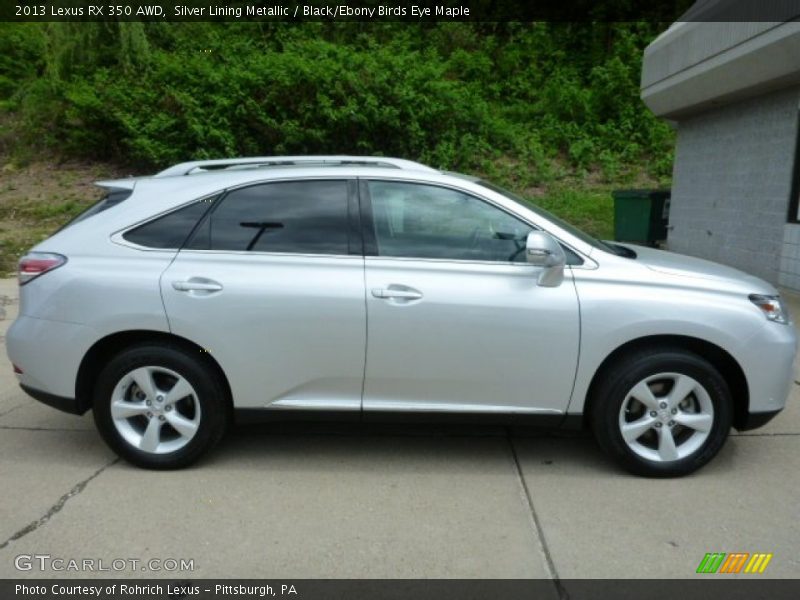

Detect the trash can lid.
xmin=612 ymin=189 xmax=670 ymax=200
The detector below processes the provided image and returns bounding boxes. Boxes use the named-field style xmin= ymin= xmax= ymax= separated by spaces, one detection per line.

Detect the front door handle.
xmin=172 ymin=280 xmax=223 ymax=292
xmin=371 ymin=287 xmax=423 ymax=300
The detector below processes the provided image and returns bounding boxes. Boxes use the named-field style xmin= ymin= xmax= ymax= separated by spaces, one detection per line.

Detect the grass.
xmin=536 ymin=187 xmax=614 ymax=240
xmin=0 ymin=158 xmax=126 ymax=274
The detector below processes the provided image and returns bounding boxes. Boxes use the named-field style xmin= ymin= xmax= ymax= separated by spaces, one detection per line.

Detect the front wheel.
xmin=93 ymin=344 xmax=229 ymax=469
xmin=590 ymin=348 xmax=733 ymax=477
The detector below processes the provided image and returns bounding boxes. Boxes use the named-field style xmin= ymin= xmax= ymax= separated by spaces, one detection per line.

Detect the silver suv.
xmin=6 ymin=156 xmax=796 ymax=475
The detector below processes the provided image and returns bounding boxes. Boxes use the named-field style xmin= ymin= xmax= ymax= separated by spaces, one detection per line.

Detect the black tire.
xmin=590 ymin=347 xmax=733 ymax=477
xmin=93 ymin=343 xmax=229 ymax=469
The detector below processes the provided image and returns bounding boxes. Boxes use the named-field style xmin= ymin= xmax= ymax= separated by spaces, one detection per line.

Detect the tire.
xmin=93 ymin=343 xmax=229 ymax=469
xmin=590 ymin=347 xmax=733 ymax=477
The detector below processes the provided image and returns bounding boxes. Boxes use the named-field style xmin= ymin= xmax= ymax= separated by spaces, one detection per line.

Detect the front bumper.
xmin=739 ymin=321 xmax=796 ymax=415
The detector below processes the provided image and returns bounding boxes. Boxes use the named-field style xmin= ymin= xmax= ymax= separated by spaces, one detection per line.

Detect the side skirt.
xmin=234 ymin=408 xmax=585 ymax=430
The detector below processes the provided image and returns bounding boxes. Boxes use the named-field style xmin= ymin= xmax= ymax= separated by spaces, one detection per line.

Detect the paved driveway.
xmin=0 ymin=278 xmax=798 ymax=580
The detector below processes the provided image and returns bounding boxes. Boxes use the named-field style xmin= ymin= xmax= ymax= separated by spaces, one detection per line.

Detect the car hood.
xmin=618 ymin=244 xmax=777 ymax=295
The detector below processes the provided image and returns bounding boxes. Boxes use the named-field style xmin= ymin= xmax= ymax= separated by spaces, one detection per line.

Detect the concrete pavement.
xmin=0 ymin=278 xmax=797 ymax=580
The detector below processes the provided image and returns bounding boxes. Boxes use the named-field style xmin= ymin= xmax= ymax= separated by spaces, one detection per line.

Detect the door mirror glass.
xmin=526 ymin=231 xmax=566 ymax=287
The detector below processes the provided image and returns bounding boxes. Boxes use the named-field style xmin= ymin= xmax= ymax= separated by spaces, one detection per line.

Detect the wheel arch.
xmin=583 ymin=335 xmax=749 ymax=430
xmin=75 ymin=330 xmax=233 ymax=415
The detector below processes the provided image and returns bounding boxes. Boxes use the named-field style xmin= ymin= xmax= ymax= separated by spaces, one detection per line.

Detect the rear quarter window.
xmin=123 ymin=199 xmax=214 ymax=249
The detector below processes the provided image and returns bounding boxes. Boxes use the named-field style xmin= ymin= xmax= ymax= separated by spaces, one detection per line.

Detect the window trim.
xmin=358 ymin=178 xmax=586 ymax=267
xmin=114 ymin=175 xmax=590 ymax=265
xmin=115 ymin=177 xmax=361 ymax=258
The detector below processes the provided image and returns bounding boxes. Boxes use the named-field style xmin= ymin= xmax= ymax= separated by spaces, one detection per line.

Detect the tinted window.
xmin=190 ymin=180 xmax=349 ymax=255
xmin=123 ymin=200 xmax=212 ymax=249
xmin=368 ymin=181 xmax=533 ymax=262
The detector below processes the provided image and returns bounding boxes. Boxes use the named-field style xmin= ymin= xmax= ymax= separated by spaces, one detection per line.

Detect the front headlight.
xmin=749 ymin=294 xmax=790 ymax=324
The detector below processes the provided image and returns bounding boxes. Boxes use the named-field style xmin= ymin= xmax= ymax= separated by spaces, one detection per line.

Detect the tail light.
xmin=18 ymin=252 xmax=67 ymax=285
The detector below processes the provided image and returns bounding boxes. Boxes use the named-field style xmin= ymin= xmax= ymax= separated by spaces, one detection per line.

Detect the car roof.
xmin=97 ymin=162 xmax=474 ymax=196
xmin=154 ymin=155 xmax=440 ymax=177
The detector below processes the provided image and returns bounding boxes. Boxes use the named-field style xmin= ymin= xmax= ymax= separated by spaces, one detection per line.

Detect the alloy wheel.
xmin=110 ymin=366 xmax=201 ymax=454
xmin=618 ymin=372 xmax=714 ymax=463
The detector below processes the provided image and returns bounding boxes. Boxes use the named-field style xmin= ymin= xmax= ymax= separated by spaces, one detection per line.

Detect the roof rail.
xmin=154 ymin=156 xmax=438 ymax=177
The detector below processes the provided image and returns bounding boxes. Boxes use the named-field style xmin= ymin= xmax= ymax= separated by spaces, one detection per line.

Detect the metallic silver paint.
xmin=161 ymin=252 xmax=367 ymax=411
xmin=362 ymin=258 xmax=579 ymax=414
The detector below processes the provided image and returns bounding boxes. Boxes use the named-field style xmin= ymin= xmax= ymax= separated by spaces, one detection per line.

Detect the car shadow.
xmin=195 ymin=420 xmax=604 ymax=475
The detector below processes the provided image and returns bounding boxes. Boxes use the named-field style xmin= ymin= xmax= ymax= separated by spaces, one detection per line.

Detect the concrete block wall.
xmin=667 ymin=86 xmax=800 ymax=285
xmin=780 ymin=224 xmax=800 ymax=290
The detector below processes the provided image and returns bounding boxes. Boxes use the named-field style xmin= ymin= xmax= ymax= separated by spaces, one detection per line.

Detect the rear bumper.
xmin=735 ymin=409 xmax=782 ymax=432
xmin=19 ymin=384 xmax=85 ymax=415
xmin=6 ymin=315 xmax=94 ymax=400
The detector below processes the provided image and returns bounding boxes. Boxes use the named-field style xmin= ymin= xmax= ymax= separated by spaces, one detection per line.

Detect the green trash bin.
xmin=612 ymin=189 xmax=670 ymax=246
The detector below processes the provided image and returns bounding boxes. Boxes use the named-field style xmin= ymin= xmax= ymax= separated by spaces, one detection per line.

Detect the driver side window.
xmin=368 ymin=181 xmax=533 ymax=263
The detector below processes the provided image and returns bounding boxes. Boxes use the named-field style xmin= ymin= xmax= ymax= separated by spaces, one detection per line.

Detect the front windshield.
xmin=475 ymin=180 xmax=624 ymax=256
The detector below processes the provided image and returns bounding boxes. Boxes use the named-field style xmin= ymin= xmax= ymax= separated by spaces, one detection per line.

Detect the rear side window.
xmin=187 ymin=180 xmax=349 ymax=255
xmin=123 ymin=200 xmax=213 ymax=249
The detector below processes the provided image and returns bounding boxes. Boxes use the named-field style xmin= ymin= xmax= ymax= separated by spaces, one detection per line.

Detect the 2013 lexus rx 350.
xmin=6 ymin=156 xmax=796 ymax=475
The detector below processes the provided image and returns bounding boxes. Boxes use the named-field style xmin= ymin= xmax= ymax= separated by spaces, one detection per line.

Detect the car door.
xmin=361 ymin=179 xmax=580 ymax=415
xmin=160 ymin=178 xmax=367 ymax=411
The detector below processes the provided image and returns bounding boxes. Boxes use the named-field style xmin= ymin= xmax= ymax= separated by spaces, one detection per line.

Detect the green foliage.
xmin=1 ymin=22 xmax=674 ymax=182
xmin=536 ymin=187 xmax=615 ymax=240
xmin=0 ymin=24 xmax=43 ymax=103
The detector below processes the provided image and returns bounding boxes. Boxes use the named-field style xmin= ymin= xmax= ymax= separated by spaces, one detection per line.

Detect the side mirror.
xmin=525 ymin=231 xmax=566 ymax=287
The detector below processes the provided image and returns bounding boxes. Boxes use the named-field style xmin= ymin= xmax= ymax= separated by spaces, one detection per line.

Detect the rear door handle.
xmin=371 ymin=287 xmax=423 ymax=300
xmin=172 ymin=280 xmax=223 ymax=292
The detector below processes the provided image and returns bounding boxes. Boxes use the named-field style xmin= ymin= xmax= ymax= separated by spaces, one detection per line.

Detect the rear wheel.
xmin=93 ymin=344 xmax=228 ymax=469
xmin=590 ymin=348 xmax=733 ymax=477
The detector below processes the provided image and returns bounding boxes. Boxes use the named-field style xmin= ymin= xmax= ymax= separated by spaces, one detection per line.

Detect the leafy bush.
xmin=1 ymin=22 xmax=674 ymax=182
